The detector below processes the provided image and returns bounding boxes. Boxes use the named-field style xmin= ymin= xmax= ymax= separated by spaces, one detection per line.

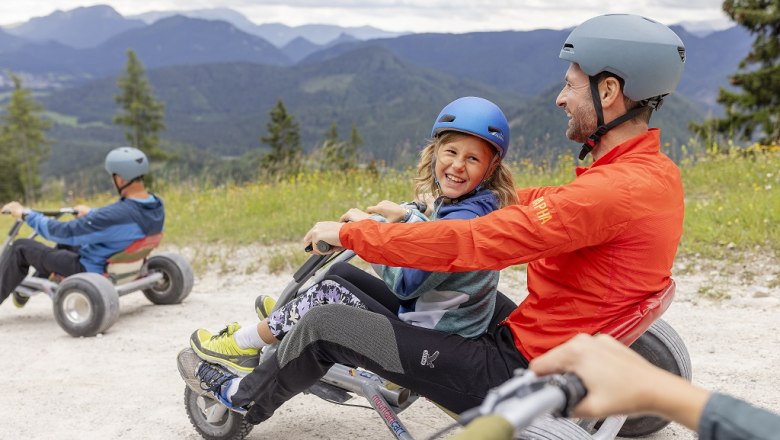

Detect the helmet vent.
xmin=135 ymin=158 xmax=144 ymax=164
xmin=438 ymin=114 xmax=456 ymax=123
xmin=488 ymin=126 xmax=504 ymax=140
xmin=678 ymin=47 xmax=686 ymax=63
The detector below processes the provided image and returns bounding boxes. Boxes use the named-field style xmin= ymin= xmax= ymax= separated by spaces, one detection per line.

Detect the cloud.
xmin=1 ymin=0 xmax=732 ymax=32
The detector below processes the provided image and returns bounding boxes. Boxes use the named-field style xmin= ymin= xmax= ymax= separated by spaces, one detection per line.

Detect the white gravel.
xmin=1 ymin=246 xmax=778 ymax=440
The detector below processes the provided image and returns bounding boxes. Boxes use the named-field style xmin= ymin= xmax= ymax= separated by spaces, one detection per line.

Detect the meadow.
xmin=5 ymin=146 xmax=778 ymax=279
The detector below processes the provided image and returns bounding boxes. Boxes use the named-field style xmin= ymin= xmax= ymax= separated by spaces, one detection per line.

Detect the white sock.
xmin=234 ymin=323 xmax=267 ymax=350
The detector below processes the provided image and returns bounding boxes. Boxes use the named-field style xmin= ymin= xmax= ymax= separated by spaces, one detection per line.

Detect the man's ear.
xmin=599 ymin=76 xmax=623 ymax=109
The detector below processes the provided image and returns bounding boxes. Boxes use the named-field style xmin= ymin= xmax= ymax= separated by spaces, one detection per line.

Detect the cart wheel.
xmin=142 ymin=252 xmax=194 ymax=305
xmin=518 ymin=413 xmax=593 ymax=439
xmin=53 ymin=273 xmax=120 ymax=337
xmin=185 ymin=387 xmax=254 ymax=440
xmin=618 ymin=319 xmax=691 ymax=437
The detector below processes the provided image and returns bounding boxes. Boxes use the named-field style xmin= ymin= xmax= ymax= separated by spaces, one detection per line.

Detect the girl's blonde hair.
xmin=414 ymin=132 xmax=518 ymax=208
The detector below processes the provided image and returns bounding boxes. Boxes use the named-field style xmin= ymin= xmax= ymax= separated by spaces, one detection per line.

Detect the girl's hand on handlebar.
xmin=303 ymin=221 xmax=344 ymax=255
xmin=366 ymin=200 xmax=406 ymax=222
xmin=339 ymin=208 xmax=371 ymax=223
xmin=417 ymin=193 xmax=435 ymax=216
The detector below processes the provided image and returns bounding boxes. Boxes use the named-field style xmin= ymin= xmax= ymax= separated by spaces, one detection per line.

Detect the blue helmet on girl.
xmin=431 ymin=97 xmax=510 ymax=158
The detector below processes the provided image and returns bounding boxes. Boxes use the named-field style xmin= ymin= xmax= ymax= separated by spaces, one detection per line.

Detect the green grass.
xmin=4 ymin=147 xmax=777 ymax=274
xmin=157 ymin=169 xmax=414 ymax=246
xmin=680 ymin=144 xmax=780 ymax=258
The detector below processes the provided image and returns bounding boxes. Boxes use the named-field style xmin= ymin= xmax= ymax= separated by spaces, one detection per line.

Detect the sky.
xmin=0 ymin=1 xmax=734 ymax=33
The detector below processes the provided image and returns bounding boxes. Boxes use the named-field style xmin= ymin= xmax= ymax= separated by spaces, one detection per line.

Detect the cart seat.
xmin=599 ymin=280 xmax=676 ymax=345
xmin=105 ymin=234 xmax=163 ymax=284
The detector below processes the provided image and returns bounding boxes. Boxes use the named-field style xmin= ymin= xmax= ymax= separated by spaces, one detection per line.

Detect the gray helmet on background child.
xmin=105 ymin=147 xmax=149 ymax=181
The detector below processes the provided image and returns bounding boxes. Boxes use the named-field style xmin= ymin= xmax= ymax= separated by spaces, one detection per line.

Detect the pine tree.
xmin=0 ymin=73 xmax=51 ymax=202
xmin=320 ymin=123 xmax=362 ymax=170
xmin=260 ymin=100 xmax=302 ymax=179
xmin=347 ymin=124 xmax=363 ymax=168
xmin=320 ymin=122 xmax=343 ymax=170
xmin=114 ymin=49 xmax=167 ymax=160
xmin=690 ymin=0 xmax=780 ymax=148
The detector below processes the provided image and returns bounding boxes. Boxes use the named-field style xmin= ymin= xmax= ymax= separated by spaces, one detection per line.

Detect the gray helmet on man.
xmin=105 ymin=146 xmax=149 ymax=181
xmin=559 ymin=14 xmax=685 ymax=105
xmin=558 ymin=14 xmax=686 ymax=159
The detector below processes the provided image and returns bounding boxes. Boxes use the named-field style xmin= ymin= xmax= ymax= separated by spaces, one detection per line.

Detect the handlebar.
xmin=36 ymin=208 xmax=78 ymax=218
xmin=438 ymin=370 xmax=587 ymax=440
xmin=1 ymin=207 xmax=77 ymax=218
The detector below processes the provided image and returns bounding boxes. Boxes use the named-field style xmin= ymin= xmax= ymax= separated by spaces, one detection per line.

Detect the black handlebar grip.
xmin=556 ymin=373 xmax=587 ymax=417
xmin=411 ymin=200 xmax=427 ymax=213
xmin=304 ymin=241 xmax=333 ymax=253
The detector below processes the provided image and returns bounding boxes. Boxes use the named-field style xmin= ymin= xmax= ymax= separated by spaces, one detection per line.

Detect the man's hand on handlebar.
xmin=303 ymin=221 xmax=344 ymax=255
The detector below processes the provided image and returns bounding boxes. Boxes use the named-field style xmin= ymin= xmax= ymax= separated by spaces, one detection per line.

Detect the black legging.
xmin=232 ymin=263 xmax=525 ymax=423
xmin=0 ymin=239 xmax=84 ymax=305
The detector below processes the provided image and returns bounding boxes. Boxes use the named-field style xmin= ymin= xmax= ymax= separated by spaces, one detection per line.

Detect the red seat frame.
xmin=105 ymin=234 xmax=163 ymax=265
xmin=600 ymin=280 xmax=676 ymax=345
xmin=104 ymin=233 xmax=163 ymax=283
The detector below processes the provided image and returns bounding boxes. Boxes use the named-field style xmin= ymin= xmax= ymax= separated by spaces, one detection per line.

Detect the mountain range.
xmin=0 ymin=5 xmax=752 ymax=184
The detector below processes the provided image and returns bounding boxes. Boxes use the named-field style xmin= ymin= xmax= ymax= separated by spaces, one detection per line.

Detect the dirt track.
xmin=1 ymin=247 xmax=778 ymax=439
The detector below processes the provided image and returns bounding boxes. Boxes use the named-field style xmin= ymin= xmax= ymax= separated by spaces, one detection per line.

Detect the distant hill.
xmin=39 ymin=47 xmax=518 ymax=177
xmin=0 ymin=15 xmax=290 ymax=81
xmin=259 ymin=23 xmax=404 ymax=46
xmin=0 ymin=28 xmax=28 ymax=53
xmin=282 ymin=37 xmax=322 ymax=63
xmin=0 ymin=9 xmax=751 ymax=116
xmin=303 ymin=29 xmax=569 ymax=98
xmin=90 ymin=15 xmax=290 ymax=74
xmin=303 ymin=26 xmax=751 ymax=111
xmin=129 ymin=7 xmax=405 ymax=46
xmin=671 ymin=25 xmax=751 ymax=110
xmin=5 ymin=5 xmax=144 ymax=48
xmin=38 ymin=43 xmax=705 ymax=182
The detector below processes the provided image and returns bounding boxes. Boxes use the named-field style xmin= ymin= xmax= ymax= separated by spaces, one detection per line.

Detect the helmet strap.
xmin=578 ymin=77 xmax=651 ymax=160
xmin=113 ymin=176 xmax=142 ymax=196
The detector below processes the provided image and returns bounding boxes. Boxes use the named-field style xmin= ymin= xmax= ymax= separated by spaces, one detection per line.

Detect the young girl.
xmin=184 ymin=97 xmax=518 ymax=392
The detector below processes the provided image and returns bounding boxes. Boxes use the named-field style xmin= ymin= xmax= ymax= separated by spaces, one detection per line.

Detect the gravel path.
xmin=1 ymin=247 xmax=778 ymax=439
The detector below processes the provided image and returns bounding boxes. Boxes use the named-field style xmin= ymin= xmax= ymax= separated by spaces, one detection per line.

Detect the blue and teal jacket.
xmin=25 ymin=196 xmax=165 ymax=273
xmin=372 ymin=188 xmax=501 ymax=338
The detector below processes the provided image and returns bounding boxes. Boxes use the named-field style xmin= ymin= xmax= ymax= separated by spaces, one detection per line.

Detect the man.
xmin=527 ymin=334 xmax=780 ymax=440
xmin=0 ymin=146 xmax=165 ymax=307
xmin=184 ymin=14 xmax=687 ymax=424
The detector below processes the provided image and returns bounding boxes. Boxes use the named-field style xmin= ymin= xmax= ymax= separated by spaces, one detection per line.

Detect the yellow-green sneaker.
xmin=12 ymin=292 xmax=30 ymax=308
xmin=190 ymin=323 xmax=259 ymax=373
xmin=255 ymin=295 xmax=277 ymax=319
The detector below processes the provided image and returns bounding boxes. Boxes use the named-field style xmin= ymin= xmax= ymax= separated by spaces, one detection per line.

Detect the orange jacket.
xmin=340 ymin=129 xmax=684 ymax=359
